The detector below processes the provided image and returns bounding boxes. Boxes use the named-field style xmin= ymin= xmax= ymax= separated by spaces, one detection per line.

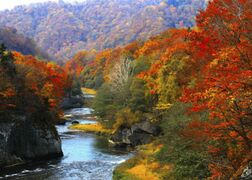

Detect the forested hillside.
xmin=67 ymin=0 xmax=252 ymax=178
xmin=0 ymin=0 xmax=251 ymax=179
xmin=0 ymin=27 xmax=50 ymax=60
xmin=0 ymin=0 xmax=207 ymax=62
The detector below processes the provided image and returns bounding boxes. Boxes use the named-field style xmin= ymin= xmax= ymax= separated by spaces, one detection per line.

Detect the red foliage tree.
xmin=181 ymin=0 xmax=252 ymax=178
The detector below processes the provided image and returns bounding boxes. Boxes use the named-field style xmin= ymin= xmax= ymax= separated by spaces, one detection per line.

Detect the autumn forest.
xmin=0 ymin=0 xmax=251 ymax=179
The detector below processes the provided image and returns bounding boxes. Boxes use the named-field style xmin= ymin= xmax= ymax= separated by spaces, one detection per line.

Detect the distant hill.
xmin=0 ymin=0 xmax=207 ymax=63
xmin=0 ymin=27 xmax=50 ymax=60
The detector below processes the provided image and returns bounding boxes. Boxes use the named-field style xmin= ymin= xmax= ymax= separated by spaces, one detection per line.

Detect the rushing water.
xmin=0 ymin=108 xmax=132 ymax=180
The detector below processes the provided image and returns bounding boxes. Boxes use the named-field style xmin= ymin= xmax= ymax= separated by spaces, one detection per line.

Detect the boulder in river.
xmin=0 ymin=113 xmax=63 ymax=168
xmin=110 ymin=121 xmax=161 ymax=147
xmin=72 ymin=120 xmax=80 ymax=125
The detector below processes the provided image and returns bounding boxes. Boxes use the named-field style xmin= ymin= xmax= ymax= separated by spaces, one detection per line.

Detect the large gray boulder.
xmin=0 ymin=115 xmax=63 ymax=167
xmin=110 ymin=121 xmax=161 ymax=147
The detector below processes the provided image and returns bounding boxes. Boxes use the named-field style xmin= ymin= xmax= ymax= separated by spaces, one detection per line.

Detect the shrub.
xmin=113 ymin=108 xmax=142 ymax=130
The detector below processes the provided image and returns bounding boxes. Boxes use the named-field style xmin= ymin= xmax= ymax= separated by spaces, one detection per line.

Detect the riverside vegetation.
xmin=66 ymin=0 xmax=252 ymax=179
xmin=0 ymin=0 xmax=251 ymax=179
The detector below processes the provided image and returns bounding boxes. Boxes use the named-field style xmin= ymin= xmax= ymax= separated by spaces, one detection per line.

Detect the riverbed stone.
xmin=72 ymin=120 xmax=80 ymax=124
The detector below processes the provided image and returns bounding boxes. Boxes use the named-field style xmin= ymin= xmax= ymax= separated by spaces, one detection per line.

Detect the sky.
xmin=0 ymin=0 xmax=86 ymax=10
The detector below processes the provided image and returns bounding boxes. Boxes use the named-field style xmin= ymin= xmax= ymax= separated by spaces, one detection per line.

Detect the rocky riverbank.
xmin=110 ymin=121 xmax=161 ymax=147
xmin=70 ymin=120 xmax=161 ymax=148
xmin=0 ymin=113 xmax=63 ymax=168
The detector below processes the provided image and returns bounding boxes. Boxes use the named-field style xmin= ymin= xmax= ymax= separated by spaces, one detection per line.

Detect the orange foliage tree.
xmin=137 ymin=29 xmax=192 ymax=107
xmin=181 ymin=0 xmax=252 ymax=178
xmin=0 ymin=46 xmax=70 ymax=117
xmin=14 ymin=52 xmax=70 ymax=110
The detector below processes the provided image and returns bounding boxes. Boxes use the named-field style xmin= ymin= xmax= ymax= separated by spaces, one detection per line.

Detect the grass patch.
xmin=113 ymin=142 xmax=172 ymax=180
xmin=113 ymin=157 xmax=141 ymax=180
xmin=69 ymin=123 xmax=112 ymax=135
xmin=82 ymin=87 xmax=97 ymax=95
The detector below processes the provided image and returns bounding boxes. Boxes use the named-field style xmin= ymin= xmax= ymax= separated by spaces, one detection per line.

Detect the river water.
xmin=0 ymin=108 xmax=132 ymax=180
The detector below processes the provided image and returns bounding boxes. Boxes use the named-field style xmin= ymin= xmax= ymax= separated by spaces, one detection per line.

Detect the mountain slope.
xmin=0 ymin=0 xmax=207 ymax=62
xmin=0 ymin=27 xmax=50 ymax=59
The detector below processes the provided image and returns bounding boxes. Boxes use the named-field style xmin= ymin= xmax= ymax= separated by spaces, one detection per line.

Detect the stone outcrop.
xmin=110 ymin=121 xmax=161 ymax=147
xmin=0 ymin=114 xmax=63 ymax=168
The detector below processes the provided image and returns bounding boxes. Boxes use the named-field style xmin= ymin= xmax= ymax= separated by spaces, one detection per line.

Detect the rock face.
xmin=110 ymin=121 xmax=161 ymax=147
xmin=0 ymin=115 xmax=63 ymax=168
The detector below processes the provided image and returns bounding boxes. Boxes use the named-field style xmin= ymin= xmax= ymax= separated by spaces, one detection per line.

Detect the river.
xmin=0 ymin=108 xmax=132 ymax=180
